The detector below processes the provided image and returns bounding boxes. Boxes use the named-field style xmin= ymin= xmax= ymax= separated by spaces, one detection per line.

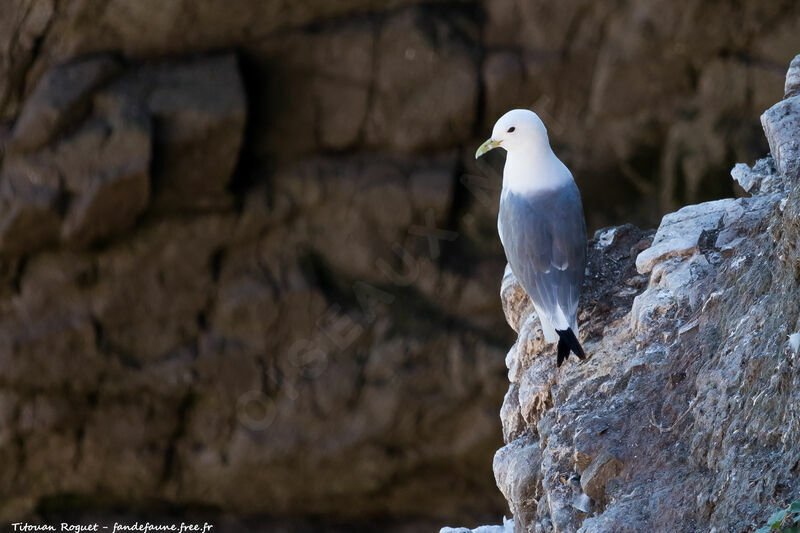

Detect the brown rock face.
xmin=10 ymin=55 xmax=121 ymax=152
xmin=0 ymin=48 xmax=508 ymax=530
xmin=143 ymin=55 xmax=246 ymax=209
xmin=0 ymin=53 xmax=245 ymax=254
xmin=4 ymin=0 xmax=798 ymax=225
xmin=364 ymin=7 xmax=479 ymax=152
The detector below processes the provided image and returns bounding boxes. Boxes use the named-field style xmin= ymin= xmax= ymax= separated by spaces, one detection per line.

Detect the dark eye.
xmin=507 ymin=126 xmax=516 ymax=133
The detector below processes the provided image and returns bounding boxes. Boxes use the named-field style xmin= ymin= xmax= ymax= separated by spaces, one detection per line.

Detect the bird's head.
xmin=475 ymin=109 xmax=550 ymax=159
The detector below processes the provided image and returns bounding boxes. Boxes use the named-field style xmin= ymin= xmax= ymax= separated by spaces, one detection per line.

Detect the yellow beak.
xmin=475 ymin=138 xmax=502 ymax=159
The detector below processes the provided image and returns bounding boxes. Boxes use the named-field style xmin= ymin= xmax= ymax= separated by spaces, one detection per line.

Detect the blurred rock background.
xmin=0 ymin=0 xmax=797 ymax=531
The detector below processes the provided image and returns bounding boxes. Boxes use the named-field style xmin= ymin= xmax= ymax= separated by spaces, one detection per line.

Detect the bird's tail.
xmin=556 ymin=328 xmax=585 ymax=367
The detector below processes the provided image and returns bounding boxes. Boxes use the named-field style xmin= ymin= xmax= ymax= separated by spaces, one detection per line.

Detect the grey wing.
xmin=499 ymin=186 xmax=587 ymax=331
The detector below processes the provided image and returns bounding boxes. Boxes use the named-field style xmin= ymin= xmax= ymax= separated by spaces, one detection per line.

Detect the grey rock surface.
xmin=440 ymin=517 xmax=514 ymax=533
xmin=785 ymin=54 xmax=800 ymax=98
xmin=731 ymin=157 xmax=785 ymax=195
xmin=762 ymin=93 xmax=800 ymax=184
xmin=579 ymin=451 xmax=623 ymax=502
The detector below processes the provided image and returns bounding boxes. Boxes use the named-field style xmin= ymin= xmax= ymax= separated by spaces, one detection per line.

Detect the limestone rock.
xmin=580 ymin=451 xmax=623 ymax=501
xmin=785 ymin=53 xmax=800 ymax=98
xmin=493 ymin=435 xmax=543 ymax=527
xmin=500 ymin=383 xmax=525 ymax=443
xmin=731 ymin=157 xmax=785 ymax=195
xmin=500 ymin=264 xmax=532 ymax=334
xmin=762 ymin=94 xmax=800 ymax=184
xmin=440 ymin=517 xmax=514 ymax=533
xmin=635 ymin=200 xmax=730 ymax=274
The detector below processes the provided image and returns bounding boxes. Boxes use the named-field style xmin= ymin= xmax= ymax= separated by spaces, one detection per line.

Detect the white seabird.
xmin=476 ymin=109 xmax=587 ymax=366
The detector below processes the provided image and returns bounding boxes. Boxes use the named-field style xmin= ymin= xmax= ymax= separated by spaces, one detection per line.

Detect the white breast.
xmin=503 ymin=148 xmax=573 ymax=195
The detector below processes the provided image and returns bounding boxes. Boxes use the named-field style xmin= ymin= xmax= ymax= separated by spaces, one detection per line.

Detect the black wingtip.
xmin=557 ymin=338 xmax=569 ymax=367
xmin=556 ymin=328 xmax=585 ymax=366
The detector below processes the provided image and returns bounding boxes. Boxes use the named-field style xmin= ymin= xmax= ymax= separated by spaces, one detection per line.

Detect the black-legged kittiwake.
xmin=476 ymin=109 xmax=587 ymax=366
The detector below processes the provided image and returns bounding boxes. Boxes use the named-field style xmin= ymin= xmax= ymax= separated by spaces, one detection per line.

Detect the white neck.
xmin=502 ymin=145 xmax=572 ymax=195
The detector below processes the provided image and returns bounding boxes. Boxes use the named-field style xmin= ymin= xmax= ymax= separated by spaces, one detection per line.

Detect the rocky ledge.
xmin=444 ymin=53 xmax=800 ymax=533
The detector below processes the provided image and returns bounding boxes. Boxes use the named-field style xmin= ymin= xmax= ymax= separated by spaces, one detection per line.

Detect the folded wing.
xmin=499 ymin=185 xmax=587 ymax=332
